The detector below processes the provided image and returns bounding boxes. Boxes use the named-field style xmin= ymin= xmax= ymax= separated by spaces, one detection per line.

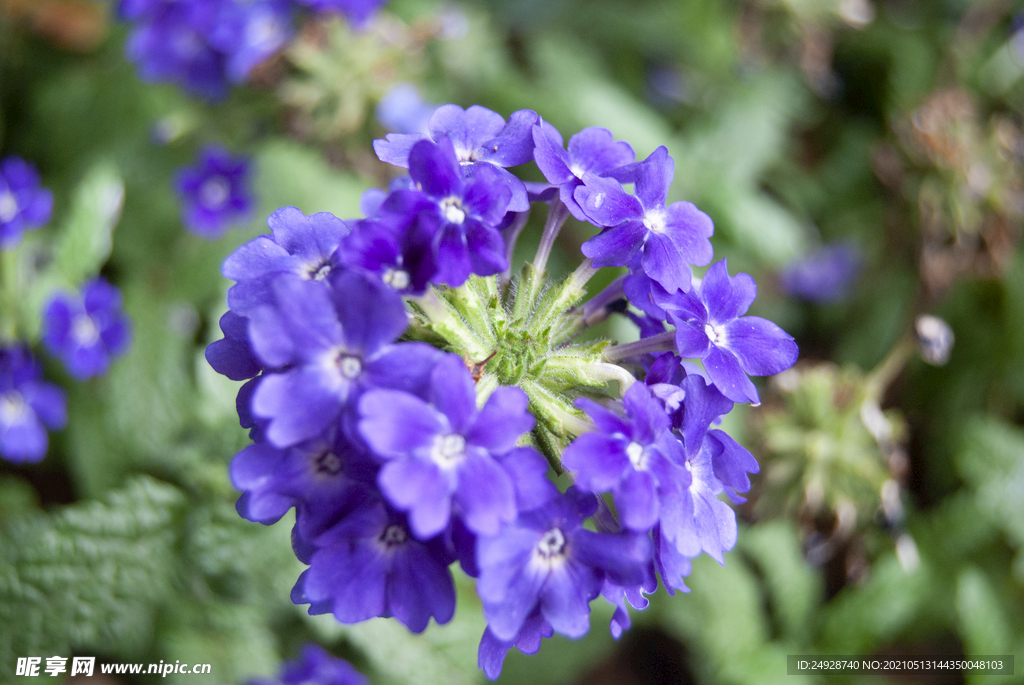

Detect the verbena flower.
xmin=246 ymin=271 xmax=440 ymax=447
xmin=247 ymin=644 xmax=368 ymax=685
xmin=532 ymin=122 xmax=634 ymax=221
xmin=358 ymin=354 xmax=534 ymax=538
xmin=42 ymin=278 xmax=132 ymax=381
xmin=206 ymin=101 xmax=799 ymax=679
xmin=0 ymin=346 xmax=66 ymax=464
xmin=654 ymin=259 xmax=799 ymax=404
xmin=292 ymin=495 xmax=457 ymax=633
xmin=374 ymin=104 xmax=538 ymax=212
xmin=175 ymin=145 xmax=254 ymax=239
xmin=576 ymin=146 xmax=714 ymax=293
xmin=562 ymin=383 xmax=689 ymax=533
xmin=121 ymin=0 xmax=302 ymax=97
xmin=476 ymin=489 xmax=652 ymax=642
xmin=0 ymin=156 xmax=53 ymax=249
xmin=376 ymin=83 xmax=436 ymax=134
xmin=223 ymin=206 xmax=351 ymax=315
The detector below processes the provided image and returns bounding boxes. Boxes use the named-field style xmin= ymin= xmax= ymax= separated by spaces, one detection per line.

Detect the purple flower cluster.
xmin=247 ymin=644 xmax=367 ymax=685
xmin=0 ymin=156 xmax=53 ymax=249
xmin=119 ymin=0 xmax=388 ymax=98
xmin=208 ymin=102 xmax=799 ymax=680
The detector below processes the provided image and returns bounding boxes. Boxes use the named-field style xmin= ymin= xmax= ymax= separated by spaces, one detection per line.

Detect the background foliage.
xmin=1 ymin=0 xmax=1023 ymax=683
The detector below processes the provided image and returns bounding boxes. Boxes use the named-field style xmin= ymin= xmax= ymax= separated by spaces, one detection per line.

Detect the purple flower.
xmin=175 ymin=146 xmax=254 ymax=239
xmin=779 ymin=242 xmax=861 ymax=303
xmin=601 ymin=569 xmax=657 ymax=639
xmin=400 ymin=138 xmax=512 ymax=287
xmin=246 ymin=271 xmax=440 ymax=448
xmin=358 ymin=354 xmax=534 ymax=538
xmin=373 ymin=104 xmax=538 ymax=212
xmin=561 ymin=383 xmax=689 ymax=533
xmin=340 ymin=210 xmax=437 ymax=295
xmin=124 ymin=1 xmax=229 ymax=99
xmin=294 ymin=0 xmax=389 ymax=26
xmin=292 ymin=496 xmax=457 ymax=633
xmin=475 ymin=489 xmax=652 ymax=642
xmin=230 ymin=425 xmax=378 ymax=541
xmin=222 ymin=206 xmax=352 ymax=315
xmin=575 ymin=146 xmax=714 ymax=293
xmin=652 ymin=523 xmax=692 ymax=594
xmin=207 ymin=0 xmax=293 ymax=83
xmin=0 ymin=346 xmax=66 ymax=464
xmin=0 ymin=156 xmax=53 ymax=249
xmin=376 ymin=83 xmax=436 ymax=134
xmin=42 ymin=278 xmax=132 ymax=381
xmin=654 ymin=260 xmax=799 ymax=404
xmin=263 ymin=644 xmax=368 ymax=685
xmin=532 ymin=122 xmax=634 ymax=222
xmin=672 ymin=434 xmax=739 ymax=564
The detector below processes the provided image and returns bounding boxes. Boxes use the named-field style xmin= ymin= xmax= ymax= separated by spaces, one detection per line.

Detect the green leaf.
xmin=956 ymin=417 xmax=1024 ymax=550
xmin=53 ymin=162 xmax=124 ymax=286
xmin=955 ymin=567 xmax=1012 ymax=663
xmin=0 ymin=477 xmax=185 ymax=680
xmin=254 ymin=140 xmax=371 ymax=219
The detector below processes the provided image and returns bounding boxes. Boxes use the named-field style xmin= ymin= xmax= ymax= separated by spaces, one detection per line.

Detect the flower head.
xmin=42 ymin=278 xmax=132 ymax=381
xmin=175 ymin=146 xmax=254 ymax=239
xmin=0 ymin=156 xmax=53 ymax=249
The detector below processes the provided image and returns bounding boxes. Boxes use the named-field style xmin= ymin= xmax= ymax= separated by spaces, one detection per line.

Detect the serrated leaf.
xmin=0 ymin=477 xmax=184 ymax=680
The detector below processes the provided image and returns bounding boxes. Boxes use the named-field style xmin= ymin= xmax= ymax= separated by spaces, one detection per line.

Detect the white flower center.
xmin=0 ymin=191 xmax=18 ymax=223
xmin=381 ymin=524 xmax=407 ymax=546
xmin=337 ymin=354 xmax=362 ymax=379
xmin=643 ymin=208 xmax=667 ymax=234
xmin=383 ymin=268 xmax=410 ymax=290
xmin=71 ymin=314 xmax=100 ymax=347
xmin=0 ymin=392 xmax=26 ymax=424
xmin=569 ymin=163 xmax=586 ymax=179
xmin=199 ymin=176 xmax=231 ymax=210
xmin=305 ymin=261 xmax=331 ymax=281
xmin=537 ymin=528 xmax=566 ymax=558
xmin=431 ymin=433 xmax=467 ymax=466
xmin=704 ymin=322 xmax=724 ymax=346
xmin=440 ymin=197 xmax=465 ymax=224
xmin=626 ymin=441 xmax=645 ymax=469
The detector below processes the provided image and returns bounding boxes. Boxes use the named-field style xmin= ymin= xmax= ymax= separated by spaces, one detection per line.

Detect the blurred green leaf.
xmin=0 ymin=477 xmax=184 ymax=681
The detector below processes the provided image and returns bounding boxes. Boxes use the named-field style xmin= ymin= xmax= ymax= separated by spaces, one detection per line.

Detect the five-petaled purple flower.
xmin=42 ymin=278 xmax=132 ymax=381
xmin=175 ymin=146 xmax=255 ymax=239
xmin=532 ymin=122 xmax=634 ymax=222
xmin=359 ymin=354 xmax=534 ymax=538
xmin=374 ymin=104 xmax=538 ymax=212
xmin=246 ymin=271 xmax=440 ymax=447
xmin=292 ymin=495 xmax=457 ymax=633
xmin=0 ymin=156 xmax=53 ymax=249
xmin=476 ymin=489 xmax=651 ymax=643
xmin=654 ymin=260 xmax=799 ymax=404
xmin=576 ymin=146 xmax=714 ymax=293
xmin=562 ymin=383 xmax=689 ymax=533
xmin=0 ymin=345 xmax=66 ymax=464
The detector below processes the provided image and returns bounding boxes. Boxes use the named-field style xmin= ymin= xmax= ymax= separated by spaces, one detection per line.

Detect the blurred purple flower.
xmin=376 ymin=83 xmax=436 ymax=134
xmin=43 ymin=278 xmax=132 ymax=381
xmin=0 ymin=345 xmax=66 ymax=464
xmin=175 ymin=146 xmax=255 ymax=239
xmin=0 ymin=156 xmax=53 ymax=249
xmin=779 ymin=242 xmax=862 ymax=303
